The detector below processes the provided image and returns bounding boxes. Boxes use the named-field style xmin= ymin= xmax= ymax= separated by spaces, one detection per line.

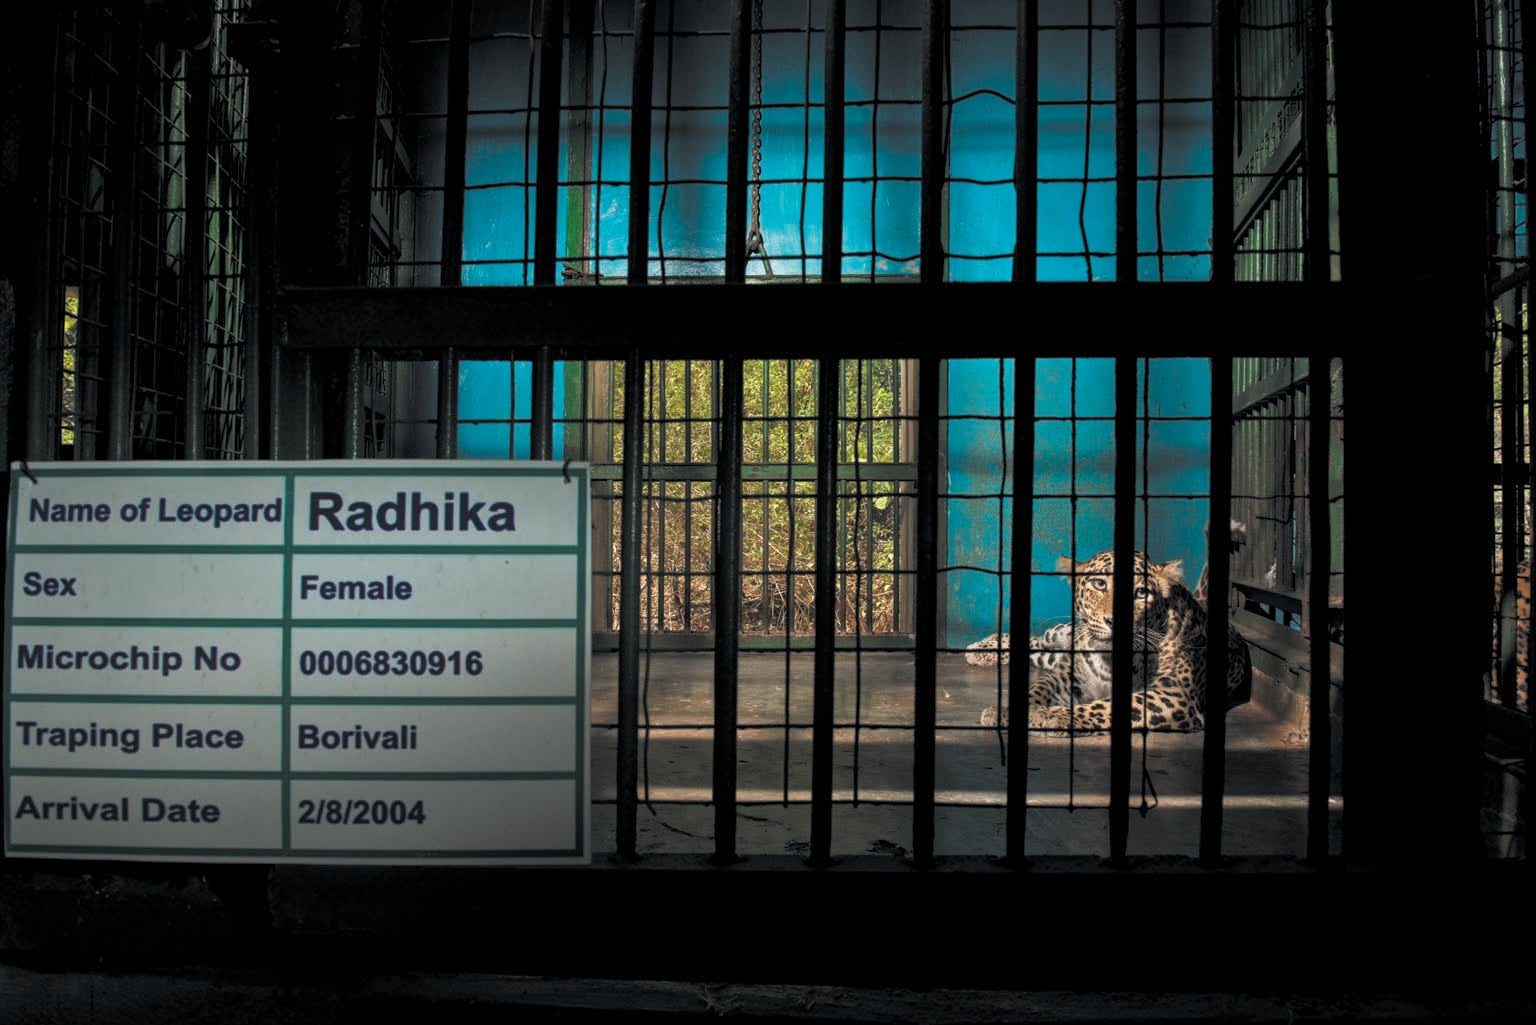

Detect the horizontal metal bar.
xmin=588 ymin=463 xmax=915 ymax=482
xmin=276 ymin=283 xmax=1359 ymax=359
xmin=1232 ymin=361 xmax=1310 ymax=417
xmin=590 ymin=633 xmax=916 ymax=653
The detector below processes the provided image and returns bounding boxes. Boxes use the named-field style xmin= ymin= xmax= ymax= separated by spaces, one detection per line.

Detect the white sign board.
xmin=5 ymin=461 xmax=590 ymax=864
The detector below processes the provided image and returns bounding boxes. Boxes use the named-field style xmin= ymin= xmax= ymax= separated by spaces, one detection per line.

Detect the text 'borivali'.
xmin=308 ymin=491 xmax=516 ymax=533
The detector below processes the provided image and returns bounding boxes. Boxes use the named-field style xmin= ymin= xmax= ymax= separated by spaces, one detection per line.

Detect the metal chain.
xmin=747 ymin=0 xmax=772 ymax=275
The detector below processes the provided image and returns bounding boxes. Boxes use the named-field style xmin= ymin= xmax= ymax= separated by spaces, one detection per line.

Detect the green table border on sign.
xmin=4 ymin=461 xmax=591 ymax=865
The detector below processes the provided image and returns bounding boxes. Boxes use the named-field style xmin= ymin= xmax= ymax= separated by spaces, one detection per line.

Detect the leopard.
xmin=978 ymin=548 xmax=1253 ymax=732
xmin=1490 ymin=559 xmax=1531 ymax=710
xmin=965 ymin=518 xmax=1250 ymax=672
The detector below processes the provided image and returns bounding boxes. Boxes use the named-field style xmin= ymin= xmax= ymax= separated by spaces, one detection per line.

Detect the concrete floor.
xmin=589 ymin=650 xmax=1332 ymax=860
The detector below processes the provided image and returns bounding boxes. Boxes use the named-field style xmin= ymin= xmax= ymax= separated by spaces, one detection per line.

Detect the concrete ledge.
xmin=0 ymin=967 xmax=1531 ymax=1025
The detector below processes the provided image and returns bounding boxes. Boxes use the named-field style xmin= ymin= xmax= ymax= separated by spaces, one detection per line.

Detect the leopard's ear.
xmin=1154 ymin=558 xmax=1185 ymax=587
xmin=1055 ymin=555 xmax=1076 ymax=574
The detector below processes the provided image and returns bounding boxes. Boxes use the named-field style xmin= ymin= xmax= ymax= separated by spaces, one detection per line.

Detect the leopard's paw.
xmin=965 ymin=633 xmax=1010 ymax=667
xmin=980 ymin=705 xmax=1009 ymax=728
xmin=1028 ymin=705 xmax=1074 ymax=732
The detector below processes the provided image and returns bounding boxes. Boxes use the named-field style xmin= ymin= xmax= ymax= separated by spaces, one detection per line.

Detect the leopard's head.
xmin=1058 ymin=549 xmax=1182 ymax=649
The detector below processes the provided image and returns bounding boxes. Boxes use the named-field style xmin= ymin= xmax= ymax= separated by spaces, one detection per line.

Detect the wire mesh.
xmin=27 ymin=0 xmax=1362 ymax=864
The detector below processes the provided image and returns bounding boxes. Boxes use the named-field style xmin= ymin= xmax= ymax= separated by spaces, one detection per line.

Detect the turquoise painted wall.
xmin=451 ymin=1 xmax=1216 ymax=640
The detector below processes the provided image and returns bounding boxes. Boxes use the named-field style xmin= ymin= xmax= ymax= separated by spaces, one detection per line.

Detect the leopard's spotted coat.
xmin=978 ymin=549 xmax=1253 ymax=732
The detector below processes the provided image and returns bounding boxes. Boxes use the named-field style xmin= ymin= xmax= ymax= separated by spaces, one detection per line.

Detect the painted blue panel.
xmin=450 ymin=2 xmax=1217 ymax=645
xmin=948 ymin=356 xmax=1215 ymax=642
xmin=458 ymin=361 xmax=566 ymax=459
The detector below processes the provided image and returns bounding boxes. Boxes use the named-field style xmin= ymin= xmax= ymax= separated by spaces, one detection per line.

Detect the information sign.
xmin=4 ymin=461 xmax=590 ymax=864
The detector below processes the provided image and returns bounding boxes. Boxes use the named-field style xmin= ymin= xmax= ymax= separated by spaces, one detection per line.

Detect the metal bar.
xmin=532 ymin=349 xmax=554 ymax=459
xmin=920 ymin=0 xmax=946 ymax=283
xmin=275 ymin=281 xmax=1359 ymax=358
xmin=348 ymin=0 xmax=383 ymax=281
xmin=823 ymin=0 xmax=845 ymax=284
xmin=1005 ymin=3 xmax=1039 ymax=862
xmin=442 ymin=0 xmax=471 ymax=287
xmin=811 ymin=356 xmax=838 ymax=865
xmin=914 ymin=354 xmax=939 ymax=870
xmin=535 ymin=0 xmax=565 ymax=286
xmin=1116 ymin=0 xmax=1137 ymax=284
xmin=617 ymin=350 xmax=643 ymax=859
xmin=343 ymin=0 xmax=384 ymax=460
xmin=726 ymin=0 xmax=749 ymax=283
xmin=1107 ymin=0 xmax=1138 ymax=863
xmin=1200 ymin=359 xmax=1234 ymax=864
xmin=564 ymin=0 xmax=595 ymax=282
xmin=1301 ymin=0 xmax=1332 ymax=864
xmin=1014 ymin=0 xmax=1037 ymax=284
xmin=1197 ymin=0 xmax=1239 ymax=867
xmin=1495 ymin=0 xmax=1522 ymax=704
xmin=1524 ymin=0 xmax=1536 ymax=859
xmin=20 ymin=15 xmax=59 ymax=462
xmin=1301 ymin=0 xmax=1330 ymax=282
xmin=105 ymin=9 xmax=145 ymax=461
xmin=1212 ymin=0 xmax=1236 ymax=283
xmin=1006 ymin=351 xmax=1035 ymax=864
xmin=1110 ymin=352 xmax=1136 ymax=866
xmin=436 ymin=0 xmax=471 ymax=459
xmin=183 ymin=47 xmax=212 ymax=460
xmin=713 ymin=355 xmax=744 ymax=864
xmin=629 ymin=0 xmax=657 ymax=284
xmin=1306 ymin=356 xmax=1331 ymax=862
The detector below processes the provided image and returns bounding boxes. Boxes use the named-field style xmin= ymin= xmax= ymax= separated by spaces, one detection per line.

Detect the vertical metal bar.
xmin=920 ymin=1 xmax=947 ymax=283
xmin=1301 ymin=0 xmax=1332 ymax=863
xmin=1211 ymin=0 xmax=1235 ymax=285
xmin=1008 ymin=3 xmax=1039 ymax=863
xmin=915 ymin=355 xmax=939 ymax=870
xmin=808 ymin=0 xmax=846 ymax=866
xmin=1006 ymin=353 xmax=1035 ymax=864
xmin=908 ymin=0 xmax=946 ymax=873
xmin=8 ymin=14 xmax=54 ymax=467
xmin=183 ymin=48 xmax=211 ymax=460
xmin=1301 ymin=0 xmax=1330 ymax=283
xmin=531 ymin=352 xmax=554 ymax=459
xmin=1200 ymin=368 xmax=1234 ymax=863
xmin=1495 ymin=0 xmax=1522 ymax=700
xmin=1014 ymin=0 xmax=1037 ymax=285
xmin=811 ymin=356 xmax=838 ymax=865
xmin=1115 ymin=0 xmax=1137 ymax=285
xmin=617 ymin=350 xmax=643 ymax=859
xmin=1523 ymin=0 xmax=1536 ymax=853
xmin=1110 ymin=353 xmax=1135 ymax=866
xmin=726 ymin=0 xmax=750 ymax=283
xmin=628 ymin=0 xmax=656 ymax=284
xmin=713 ymin=356 xmax=744 ymax=864
xmin=436 ymin=0 xmax=472 ymax=460
xmin=530 ymin=1 xmax=565 ymax=462
xmin=105 ymin=9 xmax=144 ymax=461
xmin=441 ymin=0 xmax=471 ymax=288
xmin=1199 ymin=0 xmax=1238 ymax=867
xmin=1108 ymin=0 xmax=1137 ymax=865
xmin=14 ymin=14 xmax=56 ymax=464
xmin=535 ymin=0 xmax=565 ymax=285
xmin=614 ymin=0 xmax=645 ymax=817
xmin=344 ymin=0 xmax=384 ymax=459
xmin=1306 ymin=358 xmax=1331 ymax=861
xmin=348 ymin=0 xmax=383 ymax=282
xmin=823 ymin=0 xmax=845 ymax=283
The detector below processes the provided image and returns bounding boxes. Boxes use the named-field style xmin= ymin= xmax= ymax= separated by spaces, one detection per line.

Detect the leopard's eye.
xmin=1087 ymin=577 xmax=1108 ymax=591
xmin=1134 ymin=585 xmax=1150 ymax=599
